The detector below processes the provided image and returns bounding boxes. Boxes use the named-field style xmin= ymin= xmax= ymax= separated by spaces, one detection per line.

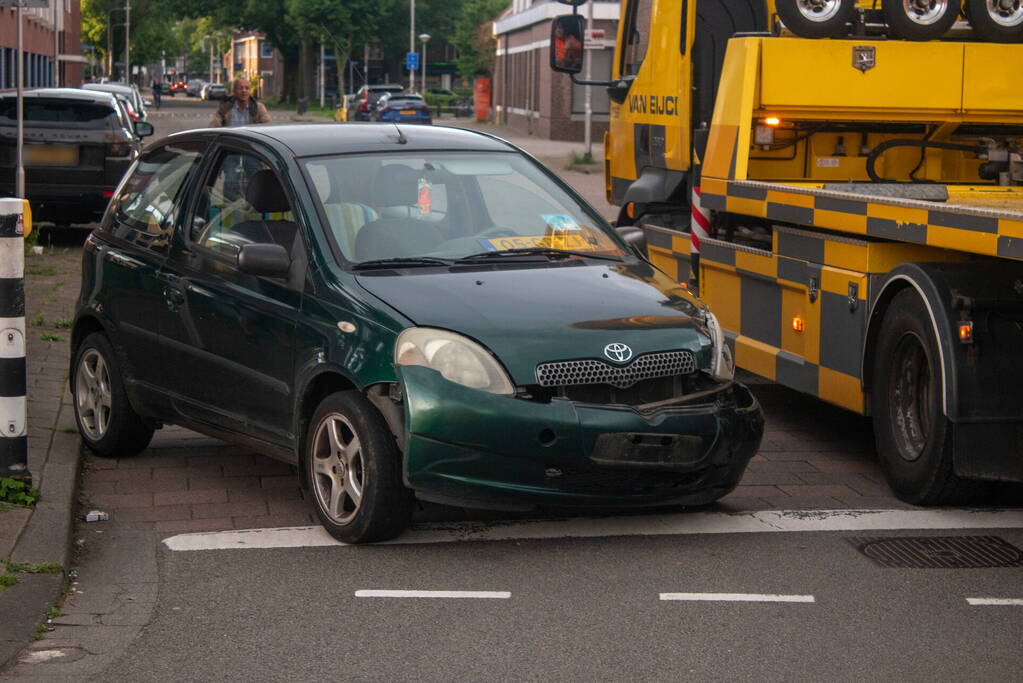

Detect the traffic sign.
xmin=406 ymin=52 xmax=419 ymax=71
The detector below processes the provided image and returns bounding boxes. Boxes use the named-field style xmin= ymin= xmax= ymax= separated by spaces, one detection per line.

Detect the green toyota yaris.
xmin=72 ymin=123 xmax=763 ymax=543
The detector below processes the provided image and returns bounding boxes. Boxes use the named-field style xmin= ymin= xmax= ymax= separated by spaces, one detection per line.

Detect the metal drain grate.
xmin=850 ymin=536 xmax=1023 ymax=569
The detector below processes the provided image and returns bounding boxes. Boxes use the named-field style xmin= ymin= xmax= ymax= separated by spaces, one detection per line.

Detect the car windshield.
xmin=301 ymin=151 xmax=626 ymax=266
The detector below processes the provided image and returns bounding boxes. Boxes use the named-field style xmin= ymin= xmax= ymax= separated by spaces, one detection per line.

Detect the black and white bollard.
xmin=0 ymin=198 xmax=28 ymax=483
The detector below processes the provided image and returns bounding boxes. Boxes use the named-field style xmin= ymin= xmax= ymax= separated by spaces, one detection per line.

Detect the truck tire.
xmin=965 ymin=0 xmax=1023 ymax=42
xmin=883 ymin=0 xmax=961 ymax=40
xmin=776 ymin=0 xmax=858 ymax=38
xmin=871 ymin=289 xmax=987 ymax=504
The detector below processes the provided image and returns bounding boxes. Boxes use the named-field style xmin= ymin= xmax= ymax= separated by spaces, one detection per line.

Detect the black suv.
xmin=0 ymin=88 xmax=153 ymax=226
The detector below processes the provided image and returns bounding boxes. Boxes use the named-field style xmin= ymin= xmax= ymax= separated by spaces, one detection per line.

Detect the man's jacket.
xmin=208 ymin=97 xmax=272 ymax=127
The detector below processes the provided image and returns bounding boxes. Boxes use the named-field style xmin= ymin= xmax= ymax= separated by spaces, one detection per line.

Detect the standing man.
xmin=209 ymin=77 xmax=272 ymax=127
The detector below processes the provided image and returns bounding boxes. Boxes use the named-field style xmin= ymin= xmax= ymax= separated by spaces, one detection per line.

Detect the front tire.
xmin=72 ymin=332 xmax=154 ymax=458
xmin=883 ymin=0 xmax=961 ymax=40
xmin=965 ymin=0 xmax=1023 ymax=42
xmin=871 ymin=289 xmax=986 ymax=504
xmin=304 ymin=391 xmax=413 ymax=543
xmin=776 ymin=0 xmax=858 ymax=38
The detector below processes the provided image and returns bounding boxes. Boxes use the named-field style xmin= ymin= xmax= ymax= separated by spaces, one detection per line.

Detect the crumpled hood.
xmin=357 ymin=260 xmax=711 ymax=385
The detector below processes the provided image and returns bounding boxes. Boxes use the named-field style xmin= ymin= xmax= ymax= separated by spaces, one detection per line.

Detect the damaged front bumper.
xmin=398 ymin=366 xmax=764 ymax=511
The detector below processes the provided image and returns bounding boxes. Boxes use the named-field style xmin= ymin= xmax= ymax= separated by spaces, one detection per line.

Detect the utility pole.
xmin=52 ymin=0 xmax=59 ymax=86
xmin=409 ymin=0 xmax=415 ymax=91
xmin=16 ymin=1 xmax=24 ymax=198
xmin=363 ymin=43 xmax=369 ymax=86
xmin=419 ymin=33 xmax=430 ymax=95
xmin=319 ymin=39 xmax=325 ymax=109
xmin=124 ymin=0 xmax=130 ymax=84
xmin=584 ymin=0 xmax=594 ymax=161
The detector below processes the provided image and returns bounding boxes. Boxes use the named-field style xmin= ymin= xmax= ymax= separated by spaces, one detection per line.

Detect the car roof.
xmin=83 ymin=83 xmax=134 ymax=95
xmin=0 ymin=87 xmax=119 ymax=105
xmin=175 ymin=123 xmax=517 ymax=158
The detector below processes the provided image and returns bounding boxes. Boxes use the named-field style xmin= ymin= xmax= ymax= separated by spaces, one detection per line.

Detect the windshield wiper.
xmin=456 ymin=248 xmax=624 ymax=263
xmin=352 ymin=256 xmax=454 ymax=271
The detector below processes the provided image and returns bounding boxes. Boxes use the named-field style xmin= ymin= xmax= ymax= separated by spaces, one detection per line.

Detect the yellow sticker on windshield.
xmin=483 ymin=234 xmax=595 ymax=251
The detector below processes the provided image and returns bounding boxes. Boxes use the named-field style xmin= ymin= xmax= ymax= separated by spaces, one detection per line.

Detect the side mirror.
xmin=134 ymin=120 xmax=154 ymax=138
xmin=550 ymin=15 xmax=585 ymax=74
xmin=616 ymin=225 xmax=648 ymax=257
xmin=606 ymin=77 xmax=635 ymax=105
xmin=238 ymin=243 xmax=291 ymax=278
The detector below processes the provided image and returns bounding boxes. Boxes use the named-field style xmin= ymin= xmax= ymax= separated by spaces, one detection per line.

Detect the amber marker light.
xmin=959 ymin=321 xmax=974 ymax=344
xmin=764 ymin=117 xmax=781 ymax=126
xmin=792 ymin=316 xmax=804 ymax=332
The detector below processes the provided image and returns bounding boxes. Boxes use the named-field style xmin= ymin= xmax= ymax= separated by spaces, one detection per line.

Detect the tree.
xmin=286 ymin=0 xmax=390 ymax=99
xmin=452 ymin=0 xmax=506 ymax=81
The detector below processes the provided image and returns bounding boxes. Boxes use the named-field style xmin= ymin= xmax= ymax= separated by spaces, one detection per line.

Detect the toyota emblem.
xmin=604 ymin=343 xmax=633 ymax=363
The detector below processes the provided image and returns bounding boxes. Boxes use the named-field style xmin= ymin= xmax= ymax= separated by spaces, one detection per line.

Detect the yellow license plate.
xmin=25 ymin=145 xmax=78 ymax=167
xmin=400 ymin=109 xmax=417 ymax=115
xmin=484 ymin=234 xmax=594 ymax=251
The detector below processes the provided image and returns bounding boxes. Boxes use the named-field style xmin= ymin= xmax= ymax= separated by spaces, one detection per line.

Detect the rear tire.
xmin=304 ymin=391 xmax=413 ymax=543
xmin=871 ymin=289 xmax=987 ymax=504
xmin=883 ymin=0 xmax=961 ymax=40
xmin=72 ymin=333 xmax=154 ymax=458
xmin=776 ymin=0 xmax=858 ymax=38
xmin=965 ymin=0 xmax=1023 ymax=42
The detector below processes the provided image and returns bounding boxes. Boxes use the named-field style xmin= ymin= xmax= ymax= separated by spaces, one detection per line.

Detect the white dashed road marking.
xmin=162 ymin=508 xmax=1023 ymax=552
xmin=965 ymin=598 xmax=1023 ymax=606
xmin=355 ymin=590 xmax=511 ymax=599
xmin=660 ymin=593 xmax=815 ymax=603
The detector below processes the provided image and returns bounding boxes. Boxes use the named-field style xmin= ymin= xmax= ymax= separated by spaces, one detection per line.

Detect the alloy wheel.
xmin=310 ymin=413 xmax=366 ymax=525
xmin=986 ymin=0 xmax=1023 ymax=25
xmin=902 ymin=0 xmax=951 ymax=24
xmin=75 ymin=349 xmax=113 ymax=441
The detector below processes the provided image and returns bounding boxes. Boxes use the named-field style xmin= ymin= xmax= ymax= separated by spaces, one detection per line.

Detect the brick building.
xmin=226 ymin=32 xmax=285 ymax=99
xmin=493 ymin=0 xmax=618 ymax=141
xmin=0 ymin=2 xmax=83 ymax=89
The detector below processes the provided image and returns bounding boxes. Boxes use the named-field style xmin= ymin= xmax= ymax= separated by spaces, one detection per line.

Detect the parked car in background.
xmin=0 ymin=88 xmax=153 ymax=226
xmin=347 ymin=83 xmax=405 ymax=121
xmin=373 ymin=92 xmax=432 ymax=124
xmin=71 ymin=123 xmax=762 ymax=544
xmin=187 ymin=79 xmax=205 ymax=97
xmin=202 ymin=83 xmax=228 ymax=101
xmin=168 ymin=80 xmax=188 ymax=96
xmin=82 ymin=82 xmax=147 ymax=121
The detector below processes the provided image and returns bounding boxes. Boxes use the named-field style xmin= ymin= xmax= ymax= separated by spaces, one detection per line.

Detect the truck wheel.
xmin=72 ymin=333 xmax=154 ymax=458
xmin=965 ymin=0 xmax=1023 ymax=42
xmin=871 ymin=289 xmax=985 ymax=504
xmin=304 ymin=391 xmax=413 ymax=544
xmin=776 ymin=0 xmax=858 ymax=38
xmin=883 ymin=0 xmax=961 ymax=40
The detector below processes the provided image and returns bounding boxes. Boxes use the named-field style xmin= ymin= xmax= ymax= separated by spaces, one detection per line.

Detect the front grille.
xmin=547 ymin=465 xmax=698 ymax=493
xmin=536 ymin=350 xmax=697 ymax=389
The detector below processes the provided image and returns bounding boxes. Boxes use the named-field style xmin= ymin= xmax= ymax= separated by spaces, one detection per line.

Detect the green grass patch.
xmin=5 ymin=561 xmax=62 ymax=574
xmin=0 ymin=477 xmax=40 ymax=507
xmin=569 ymin=151 xmax=596 ymax=165
xmin=32 ymin=315 xmax=45 ymax=327
xmin=54 ymin=319 xmax=72 ymax=329
xmin=40 ymin=333 xmax=64 ymax=342
xmin=0 ymin=574 xmax=18 ymax=588
xmin=27 ymin=267 xmax=57 ymax=276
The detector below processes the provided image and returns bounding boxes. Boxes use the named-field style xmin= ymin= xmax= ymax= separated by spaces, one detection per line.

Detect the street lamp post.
xmin=418 ymin=33 xmax=430 ymax=95
xmin=408 ymin=0 xmax=416 ymax=91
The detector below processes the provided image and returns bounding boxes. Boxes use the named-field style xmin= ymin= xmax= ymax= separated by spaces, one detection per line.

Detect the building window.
xmin=260 ymin=41 xmax=274 ymax=59
xmin=571 ymin=47 xmax=612 ymax=115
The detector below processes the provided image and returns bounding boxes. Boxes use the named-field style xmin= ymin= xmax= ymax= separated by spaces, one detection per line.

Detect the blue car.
xmin=374 ymin=92 xmax=432 ymax=124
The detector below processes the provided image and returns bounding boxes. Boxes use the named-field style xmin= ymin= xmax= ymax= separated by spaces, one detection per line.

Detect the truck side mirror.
xmin=550 ymin=15 xmax=585 ymax=74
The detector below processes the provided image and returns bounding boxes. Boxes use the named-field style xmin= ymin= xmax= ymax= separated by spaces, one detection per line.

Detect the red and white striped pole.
xmin=690 ymin=184 xmax=711 ymax=290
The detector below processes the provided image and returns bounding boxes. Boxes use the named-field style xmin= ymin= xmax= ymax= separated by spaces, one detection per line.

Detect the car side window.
xmin=192 ymin=151 xmax=298 ymax=260
xmin=108 ymin=141 xmax=206 ymax=254
xmin=621 ymin=0 xmax=654 ymax=77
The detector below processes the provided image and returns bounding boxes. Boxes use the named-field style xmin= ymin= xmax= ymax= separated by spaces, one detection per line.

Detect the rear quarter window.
xmin=0 ymin=101 xmax=114 ymax=125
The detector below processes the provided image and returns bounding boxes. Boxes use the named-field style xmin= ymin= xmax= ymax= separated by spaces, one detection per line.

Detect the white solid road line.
xmin=161 ymin=508 xmax=1023 ymax=552
xmin=355 ymin=590 xmax=511 ymax=599
xmin=965 ymin=598 xmax=1023 ymax=606
xmin=660 ymin=593 xmax=815 ymax=603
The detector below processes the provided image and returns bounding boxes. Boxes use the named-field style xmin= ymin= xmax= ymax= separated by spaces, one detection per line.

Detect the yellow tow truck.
xmin=550 ymin=0 xmax=1023 ymax=504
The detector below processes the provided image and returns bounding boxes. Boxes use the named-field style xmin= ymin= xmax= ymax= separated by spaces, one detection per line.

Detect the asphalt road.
xmin=4 ymin=98 xmax=1020 ymax=682
xmin=99 ymin=529 xmax=1023 ymax=682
